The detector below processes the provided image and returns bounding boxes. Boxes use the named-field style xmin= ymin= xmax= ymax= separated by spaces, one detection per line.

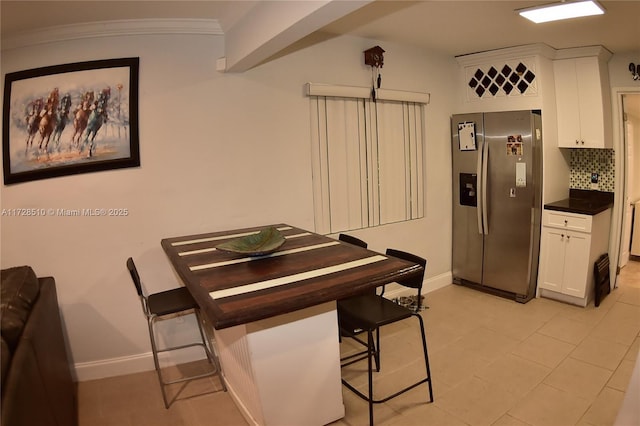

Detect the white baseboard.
xmin=74 ymin=346 xmax=207 ymax=382
xmin=75 ymin=273 xmax=454 ymax=382
xmin=224 ymin=379 xmax=260 ymax=426
xmin=384 ymin=271 xmax=453 ymax=300
xmin=74 ymin=352 xmax=154 ymax=382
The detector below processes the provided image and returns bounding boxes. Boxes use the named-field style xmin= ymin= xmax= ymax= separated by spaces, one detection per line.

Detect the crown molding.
xmin=455 ymin=43 xmax=558 ymax=66
xmin=455 ymin=43 xmax=614 ymax=66
xmin=553 ymin=45 xmax=613 ymax=61
xmin=2 ymin=19 xmax=223 ymax=51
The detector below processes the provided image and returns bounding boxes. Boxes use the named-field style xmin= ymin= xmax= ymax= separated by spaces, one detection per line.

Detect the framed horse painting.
xmin=2 ymin=57 xmax=140 ymax=184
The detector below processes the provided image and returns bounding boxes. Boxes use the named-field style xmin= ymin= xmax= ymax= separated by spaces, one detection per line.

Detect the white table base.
xmin=214 ymin=301 xmax=345 ymax=426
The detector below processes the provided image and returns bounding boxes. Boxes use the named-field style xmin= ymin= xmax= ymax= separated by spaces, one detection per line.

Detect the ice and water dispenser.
xmin=459 ymin=173 xmax=477 ymax=207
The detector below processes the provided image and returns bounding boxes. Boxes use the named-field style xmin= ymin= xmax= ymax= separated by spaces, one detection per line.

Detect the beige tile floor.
xmin=78 ymin=260 xmax=640 ymax=426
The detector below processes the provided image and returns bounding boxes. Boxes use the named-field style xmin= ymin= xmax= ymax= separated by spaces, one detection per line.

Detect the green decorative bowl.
xmin=216 ymin=227 xmax=285 ymax=256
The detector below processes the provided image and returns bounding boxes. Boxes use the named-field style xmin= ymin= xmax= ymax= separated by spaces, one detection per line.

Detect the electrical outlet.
xmin=590 ymin=172 xmax=599 ymax=190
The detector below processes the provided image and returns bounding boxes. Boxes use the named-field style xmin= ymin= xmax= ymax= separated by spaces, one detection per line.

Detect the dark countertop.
xmin=544 ymin=189 xmax=614 ymax=215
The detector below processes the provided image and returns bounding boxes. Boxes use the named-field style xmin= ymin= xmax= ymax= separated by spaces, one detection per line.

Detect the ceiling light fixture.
xmin=518 ymin=0 xmax=605 ymax=23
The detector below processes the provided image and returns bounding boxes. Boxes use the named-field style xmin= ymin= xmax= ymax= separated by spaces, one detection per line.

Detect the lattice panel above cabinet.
xmin=465 ymin=59 xmax=538 ymax=100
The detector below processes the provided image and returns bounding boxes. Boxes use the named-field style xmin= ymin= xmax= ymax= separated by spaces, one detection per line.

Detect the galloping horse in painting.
xmin=52 ymin=93 xmax=72 ymax=149
xmin=82 ymin=87 xmax=110 ymax=157
xmin=24 ymin=98 xmax=44 ymax=152
xmin=37 ymin=109 xmax=57 ymax=153
xmin=36 ymin=88 xmax=60 ymax=153
xmin=71 ymin=91 xmax=94 ymax=148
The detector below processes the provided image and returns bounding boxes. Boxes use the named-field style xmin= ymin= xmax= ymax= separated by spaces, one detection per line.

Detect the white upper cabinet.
xmin=553 ymin=55 xmax=612 ymax=148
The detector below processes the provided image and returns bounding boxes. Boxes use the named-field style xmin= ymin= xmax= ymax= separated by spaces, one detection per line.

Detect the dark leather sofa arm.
xmin=1 ymin=277 xmax=77 ymax=426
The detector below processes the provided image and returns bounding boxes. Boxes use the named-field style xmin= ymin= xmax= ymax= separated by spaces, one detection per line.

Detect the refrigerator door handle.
xmin=481 ymin=137 xmax=489 ymax=235
xmin=476 ymin=138 xmax=484 ymax=235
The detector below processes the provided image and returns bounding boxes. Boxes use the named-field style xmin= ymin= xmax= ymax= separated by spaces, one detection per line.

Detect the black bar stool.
xmin=337 ymin=247 xmax=434 ymax=426
xmin=126 ymin=257 xmax=226 ymax=408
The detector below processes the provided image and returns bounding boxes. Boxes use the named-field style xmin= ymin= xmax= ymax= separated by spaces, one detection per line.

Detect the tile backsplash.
xmin=569 ymin=149 xmax=615 ymax=192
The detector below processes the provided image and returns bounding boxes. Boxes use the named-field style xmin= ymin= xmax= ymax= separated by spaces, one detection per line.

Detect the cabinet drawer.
xmin=543 ymin=210 xmax=592 ymax=233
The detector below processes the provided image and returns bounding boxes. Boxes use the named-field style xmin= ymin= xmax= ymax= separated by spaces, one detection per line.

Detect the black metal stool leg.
xmin=414 ymin=313 xmax=434 ymax=402
xmin=340 ymin=314 xmax=434 ymax=425
xmin=367 ymin=329 xmax=374 ymax=426
xmin=374 ymin=328 xmax=381 ymax=372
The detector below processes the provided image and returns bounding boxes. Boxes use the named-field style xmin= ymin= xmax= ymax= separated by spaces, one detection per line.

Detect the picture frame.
xmin=2 ymin=57 xmax=140 ymax=184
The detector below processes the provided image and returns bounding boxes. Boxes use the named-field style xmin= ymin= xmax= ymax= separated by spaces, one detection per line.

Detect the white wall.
xmin=609 ymin=51 xmax=640 ymax=202
xmin=608 ymin=51 xmax=640 ymax=88
xmin=626 ymin=103 xmax=640 ymax=202
xmin=607 ymin=51 xmax=640 ymax=280
xmin=0 ymin=29 xmax=458 ymax=379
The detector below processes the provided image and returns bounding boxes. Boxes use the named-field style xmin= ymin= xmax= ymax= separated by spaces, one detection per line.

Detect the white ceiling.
xmin=1 ymin=0 xmax=639 ymax=116
xmin=321 ymin=0 xmax=640 ymax=56
xmin=1 ymin=1 xmax=639 ymax=57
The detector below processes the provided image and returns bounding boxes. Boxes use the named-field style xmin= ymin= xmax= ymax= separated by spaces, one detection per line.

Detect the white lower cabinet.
xmin=539 ymin=228 xmax=591 ymax=297
xmin=538 ymin=209 xmax=611 ymax=306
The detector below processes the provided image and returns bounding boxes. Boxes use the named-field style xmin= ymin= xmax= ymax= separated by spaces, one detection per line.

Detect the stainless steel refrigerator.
xmin=451 ymin=110 xmax=542 ymax=302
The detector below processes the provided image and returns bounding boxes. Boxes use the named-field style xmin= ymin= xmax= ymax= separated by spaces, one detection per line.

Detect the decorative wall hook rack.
xmin=630 ymin=63 xmax=639 ymax=81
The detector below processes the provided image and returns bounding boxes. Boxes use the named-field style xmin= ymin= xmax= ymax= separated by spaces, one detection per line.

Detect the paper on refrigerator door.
xmin=516 ymin=162 xmax=526 ymax=187
xmin=458 ymin=122 xmax=476 ymax=150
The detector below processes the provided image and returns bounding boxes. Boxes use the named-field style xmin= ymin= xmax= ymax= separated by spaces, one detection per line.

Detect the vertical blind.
xmin=310 ymin=94 xmax=426 ymax=234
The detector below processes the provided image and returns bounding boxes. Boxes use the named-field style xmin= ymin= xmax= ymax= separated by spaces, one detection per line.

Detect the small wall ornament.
xmin=364 ymin=46 xmax=384 ymax=101
xmin=364 ymin=45 xmax=385 ymax=68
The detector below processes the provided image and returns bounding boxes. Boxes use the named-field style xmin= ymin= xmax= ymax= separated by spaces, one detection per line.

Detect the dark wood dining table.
xmin=161 ymin=223 xmax=423 ymax=329
xmin=161 ymin=223 xmax=424 ymax=425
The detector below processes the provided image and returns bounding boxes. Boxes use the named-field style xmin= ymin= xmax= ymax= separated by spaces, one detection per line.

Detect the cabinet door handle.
xmin=575 ymin=140 xmax=580 ymax=145
xmin=564 ymin=219 xmax=568 ymax=226
xmin=566 ymin=235 xmax=570 ymax=240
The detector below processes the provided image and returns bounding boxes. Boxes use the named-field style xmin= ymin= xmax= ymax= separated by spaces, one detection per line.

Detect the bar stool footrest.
xmin=341 ymin=377 xmax=431 ymax=404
